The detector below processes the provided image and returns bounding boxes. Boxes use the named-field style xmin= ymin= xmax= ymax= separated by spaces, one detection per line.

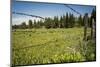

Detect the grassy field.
xmin=12 ymin=27 xmax=96 ymax=66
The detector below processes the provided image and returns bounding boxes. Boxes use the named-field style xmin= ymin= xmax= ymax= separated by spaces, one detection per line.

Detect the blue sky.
xmin=12 ymin=1 xmax=95 ymax=25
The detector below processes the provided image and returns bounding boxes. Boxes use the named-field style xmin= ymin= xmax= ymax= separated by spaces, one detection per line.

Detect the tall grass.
xmin=12 ymin=28 xmax=96 ymax=66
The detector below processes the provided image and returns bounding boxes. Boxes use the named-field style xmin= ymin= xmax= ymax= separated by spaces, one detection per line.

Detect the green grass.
xmin=12 ymin=27 xmax=96 ymax=66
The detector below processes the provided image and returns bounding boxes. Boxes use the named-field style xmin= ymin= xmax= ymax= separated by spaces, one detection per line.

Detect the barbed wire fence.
xmin=12 ymin=4 xmax=95 ymax=51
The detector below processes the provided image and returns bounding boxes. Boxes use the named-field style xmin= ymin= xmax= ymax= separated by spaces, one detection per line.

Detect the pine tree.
xmin=28 ymin=20 xmax=33 ymax=29
xmin=65 ymin=13 xmax=69 ymax=28
xmin=21 ymin=22 xmax=27 ymax=29
xmin=78 ymin=15 xmax=83 ymax=27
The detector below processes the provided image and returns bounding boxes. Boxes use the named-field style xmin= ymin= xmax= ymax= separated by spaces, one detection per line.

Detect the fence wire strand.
xmin=13 ymin=12 xmax=44 ymax=19
xmin=64 ymin=4 xmax=82 ymax=16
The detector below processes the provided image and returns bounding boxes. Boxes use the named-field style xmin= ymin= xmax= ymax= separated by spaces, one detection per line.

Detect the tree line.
xmin=12 ymin=9 xmax=96 ymax=29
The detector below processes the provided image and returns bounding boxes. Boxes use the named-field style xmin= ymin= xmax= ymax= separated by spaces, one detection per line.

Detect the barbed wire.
xmin=13 ymin=38 xmax=60 ymax=51
xmin=13 ymin=5 xmax=82 ymax=20
xmin=13 ymin=12 xmax=45 ymax=19
xmin=64 ymin=4 xmax=82 ymax=16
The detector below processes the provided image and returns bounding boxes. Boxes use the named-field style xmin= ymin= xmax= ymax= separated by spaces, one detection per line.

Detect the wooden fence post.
xmin=83 ymin=13 xmax=88 ymax=41
xmin=91 ymin=18 xmax=96 ymax=40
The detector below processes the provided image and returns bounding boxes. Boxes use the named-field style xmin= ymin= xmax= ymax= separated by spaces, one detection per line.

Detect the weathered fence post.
xmin=91 ymin=18 xmax=96 ymax=40
xmin=84 ymin=13 xmax=88 ymax=41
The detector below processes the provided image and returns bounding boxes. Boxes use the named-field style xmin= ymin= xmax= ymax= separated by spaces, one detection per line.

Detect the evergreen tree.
xmin=21 ymin=22 xmax=27 ymax=29
xmin=28 ymin=20 xmax=33 ymax=29
xmin=53 ymin=16 xmax=59 ymax=28
xmin=60 ymin=16 xmax=63 ymax=28
xmin=65 ymin=13 xmax=69 ymax=28
xmin=33 ymin=20 xmax=37 ymax=28
xmin=44 ymin=17 xmax=52 ymax=29
xmin=77 ymin=15 xmax=83 ymax=27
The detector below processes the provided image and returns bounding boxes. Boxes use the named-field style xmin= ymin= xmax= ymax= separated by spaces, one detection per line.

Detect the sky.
xmin=12 ymin=0 xmax=96 ymax=25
